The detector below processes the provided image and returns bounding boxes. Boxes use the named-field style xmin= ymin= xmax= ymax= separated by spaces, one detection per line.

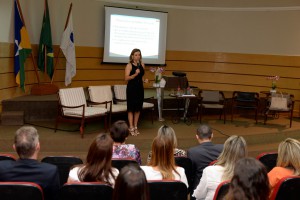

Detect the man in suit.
xmin=0 ymin=126 xmax=60 ymax=200
xmin=187 ymin=124 xmax=223 ymax=191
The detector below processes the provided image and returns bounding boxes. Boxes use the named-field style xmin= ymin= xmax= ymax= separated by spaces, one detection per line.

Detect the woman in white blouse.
xmin=67 ymin=133 xmax=119 ymax=187
xmin=141 ymin=125 xmax=188 ymax=188
xmin=193 ymin=135 xmax=247 ymax=200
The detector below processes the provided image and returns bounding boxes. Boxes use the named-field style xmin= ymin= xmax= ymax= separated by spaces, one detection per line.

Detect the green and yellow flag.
xmin=38 ymin=0 xmax=54 ymax=78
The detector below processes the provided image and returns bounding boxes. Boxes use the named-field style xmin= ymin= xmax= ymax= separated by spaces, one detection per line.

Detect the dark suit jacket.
xmin=187 ymin=142 xmax=223 ymax=189
xmin=0 ymin=159 xmax=60 ymax=200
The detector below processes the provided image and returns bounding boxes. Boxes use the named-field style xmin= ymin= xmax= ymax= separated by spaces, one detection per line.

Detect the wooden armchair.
xmin=55 ymin=87 xmax=108 ymax=138
xmin=113 ymin=85 xmax=155 ymax=124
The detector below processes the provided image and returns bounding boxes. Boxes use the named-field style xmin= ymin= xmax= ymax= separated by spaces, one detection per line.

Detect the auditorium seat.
xmin=148 ymin=180 xmax=188 ymax=200
xmin=269 ymin=176 xmax=300 ymax=200
xmin=256 ymin=152 xmax=278 ymax=172
xmin=111 ymin=158 xmax=139 ymax=171
xmin=0 ymin=153 xmax=17 ymax=161
xmin=175 ymin=156 xmax=194 ymax=194
xmin=213 ymin=181 xmax=230 ymax=200
xmin=0 ymin=182 xmax=44 ymax=200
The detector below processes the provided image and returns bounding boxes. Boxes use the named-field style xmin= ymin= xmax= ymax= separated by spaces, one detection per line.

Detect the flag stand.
xmin=31 ymin=0 xmax=59 ymax=95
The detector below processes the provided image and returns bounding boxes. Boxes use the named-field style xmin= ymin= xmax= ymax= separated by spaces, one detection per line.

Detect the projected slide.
xmin=110 ymin=15 xmax=160 ymax=58
xmin=103 ymin=7 xmax=167 ymax=65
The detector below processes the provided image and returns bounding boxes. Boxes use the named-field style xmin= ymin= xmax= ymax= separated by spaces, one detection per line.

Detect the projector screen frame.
xmin=102 ymin=6 xmax=168 ymax=66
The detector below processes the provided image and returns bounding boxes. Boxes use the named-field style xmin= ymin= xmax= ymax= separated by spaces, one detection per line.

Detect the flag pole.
xmin=51 ymin=3 xmax=73 ymax=84
xmin=16 ymin=0 xmax=40 ymax=84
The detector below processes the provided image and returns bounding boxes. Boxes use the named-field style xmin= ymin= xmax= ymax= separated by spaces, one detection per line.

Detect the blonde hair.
xmin=277 ymin=138 xmax=300 ymax=175
xmin=149 ymin=135 xmax=179 ymax=179
xmin=157 ymin=125 xmax=178 ymax=148
xmin=216 ymin=135 xmax=247 ymax=181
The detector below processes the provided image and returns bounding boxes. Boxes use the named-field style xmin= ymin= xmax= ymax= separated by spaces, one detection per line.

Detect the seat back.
xmin=59 ymin=87 xmax=87 ymax=107
xmin=256 ymin=152 xmax=278 ymax=172
xmin=270 ymin=176 xmax=300 ymax=200
xmin=41 ymin=156 xmax=83 ymax=187
xmin=0 ymin=182 xmax=44 ymax=200
xmin=235 ymin=92 xmax=258 ymax=102
xmin=113 ymin=85 xmax=127 ymax=101
xmin=269 ymin=93 xmax=292 ymax=111
xmin=175 ymin=156 xmax=193 ymax=193
xmin=148 ymin=180 xmax=188 ymax=200
xmin=0 ymin=153 xmax=17 ymax=161
xmin=201 ymin=90 xmax=222 ymax=102
xmin=59 ymin=182 xmax=113 ymax=200
xmin=88 ymin=85 xmax=113 ymax=103
xmin=111 ymin=158 xmax=139 ymax=171
xmin=213 ymin=181 xmax=230 ymax=200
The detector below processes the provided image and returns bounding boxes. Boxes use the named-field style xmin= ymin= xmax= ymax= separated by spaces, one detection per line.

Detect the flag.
xmin=14 ymin=0 xmax=32 ymax=91
xmin=60 ymin=10 xmax=76 ymax=86
xmin=38 ymin=0 xmax=54 ymax=78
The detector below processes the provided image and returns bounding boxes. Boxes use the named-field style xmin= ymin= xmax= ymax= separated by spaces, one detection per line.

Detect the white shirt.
xmin=193 ymin=165 xmax=225 ymax=200
xmin=68 ymin=166 xmax=119 ymax=187
xmin=141 ymin=165 xmax=189 ymax=188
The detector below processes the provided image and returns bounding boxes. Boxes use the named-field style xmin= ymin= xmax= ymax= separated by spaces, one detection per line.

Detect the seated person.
xmin=0 ymin=126 xmax=60 ymax=200
xmin=226 ymin=157 xmax=269 ymax=200
xmin=268 ymin=138 xmax=300 ymax=195
xmin=67 ymin=133 xmax=119 ymax=187
xmin=141 ymin=132 xmax=188 ymax=188
xmin=193 ymin=135 xmax=247 ymax=200
xmin=110 ymin=120 xmax=141 ymax=165
xmin=113 ymin=163 xmax=150 ymax=200
xmin=147 ymin=125 xmax=186 ymax=164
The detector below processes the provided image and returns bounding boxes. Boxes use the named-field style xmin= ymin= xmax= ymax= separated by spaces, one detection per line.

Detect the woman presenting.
xmin=125 ymin=48 xmax=148 ymax=136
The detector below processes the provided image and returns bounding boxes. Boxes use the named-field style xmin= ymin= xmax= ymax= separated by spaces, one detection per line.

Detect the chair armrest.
xmin=114 ymin=98 xmax=127 ymax=103
xmin=87 ymin=100 xmax=112 ymax=112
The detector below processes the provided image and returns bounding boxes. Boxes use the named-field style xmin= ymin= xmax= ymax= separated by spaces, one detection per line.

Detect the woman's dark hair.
xmin=110 ymin=120 xmax=129 ymax=143
xmin=112 ymin=163 xmax=150 ymax=200
xmin=226 ymin=157 xmax=270 ymax=200
xmin=78 ymin=133 xmax=116 ymax=185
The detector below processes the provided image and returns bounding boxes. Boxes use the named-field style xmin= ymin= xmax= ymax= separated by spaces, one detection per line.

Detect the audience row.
xmin=0 ymin=123 xmax=300 ymax=200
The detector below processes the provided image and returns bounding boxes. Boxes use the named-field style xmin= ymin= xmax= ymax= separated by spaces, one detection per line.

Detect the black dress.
xmin=127 ymin=63 xmax=144 ymax=112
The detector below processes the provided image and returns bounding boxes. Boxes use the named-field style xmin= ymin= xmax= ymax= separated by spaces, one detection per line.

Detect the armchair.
xmin=264 ymin=93 xmax=294 ymax=128
xmin=55 ymin=87 xmax=108 ymax=138
xmin=197 ymin=90 xmax=226 ymax=124
xmin=113 ymin=85 xmax=154 ymax=124
xmin=231 ymin=91 xmax=260 ymax=123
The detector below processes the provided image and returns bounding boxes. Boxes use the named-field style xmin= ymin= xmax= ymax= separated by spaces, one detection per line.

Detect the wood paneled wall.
xmin=1 ymin=42 xmax=300 ymax=112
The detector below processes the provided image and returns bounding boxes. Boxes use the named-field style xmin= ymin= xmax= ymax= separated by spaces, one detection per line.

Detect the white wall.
xmin=1 ymin=0 xmax=300 ymax=55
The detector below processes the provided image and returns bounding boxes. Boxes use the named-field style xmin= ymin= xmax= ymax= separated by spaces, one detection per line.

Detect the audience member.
xmin=141 ymin=131 xmax=189 ymax=187
xmin=226 ymin=157 xmax=269 ymax=200
xmin=268 ymin=138 xmax=300 ymax=195
xmin=0 ymin=126 xmax=60 ymax=200
xmin=147 ymin=125 xmax=186 ymax=163
xmin=113 ymin=163 xmax=150 ymax=200
xmin=67 ymin=133 xmax=119 ymax=187
xmin=193 ymin=135 xmax=247 ymax=200
xmin=187 ymin=124 xmax=223 ymax=190
xmin=110 ymin=120 xmax=142 ymax=164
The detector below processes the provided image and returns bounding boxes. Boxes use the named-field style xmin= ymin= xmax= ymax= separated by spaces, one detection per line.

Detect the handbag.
xmin=269 ymin=93 xmax=289 ymax=110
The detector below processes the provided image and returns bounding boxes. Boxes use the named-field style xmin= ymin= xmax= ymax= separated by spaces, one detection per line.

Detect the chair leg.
xmin=151 ymin=108 xmax=154 ymax=124
xmin=255 ymin=109 xmax=258 ymax=124
xmin=290 ymin=110 xmax=293 ymax=128
xmin=197 ymin=106 xmax=200 ymax=120
xmin=54 ymin=117 xmax=59 ymax=132
xmin=199 ymin=106 xmax=203 ymax=123
xmin=223 ymin=109 xmax=226 ymax=124
xmin=80 ymin=119 xmax=85 ymax=138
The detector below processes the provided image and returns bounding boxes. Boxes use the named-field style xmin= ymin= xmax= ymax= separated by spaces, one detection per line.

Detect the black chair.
xmin=175 ymin=156 xmax=194 ymax=194
xmin=0 ymin=182 xmax=44 ymax=200
xmin=213 ymin=181 xmax=230 ymax=200
xmin=0 ymin=153 xmax=17 ymax=161
xmin=197 ymin=90 xmax=226 ymax=124
xmin=270 ymin=176 xmax=300 ymax=200
xmin=41 ymin=156 xmax=83 ymax=186
xmin=256 ymin=152 xmax=278 ymax=172
xmin=231 ymin=91 xmax=260 ymax=123
xmin=59 ymin=182 xmax=113 ymax=200
xmin=148 ymin=180 xmax=188 ymax=200
xmin=111 ymin=158 xmax=139 ymax=171
xmin=264 ymin=93 xmax=294 ymax=128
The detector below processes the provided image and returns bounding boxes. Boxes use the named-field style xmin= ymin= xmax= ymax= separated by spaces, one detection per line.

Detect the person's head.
xmin=13 ymin=126 xmax=40 ymax=159
xmin=157 ymin=125 xmax=178 ymax=148
xmin=277 ymin=138 xmax=300 ymax=175
xmin=110 ymin=120 xmax=129 ymax=143
xmin=216 ymin=135 xmax=247 ymax=181
xmin=112 ymin=163 xmax=150 ymax=200
xmin=129 ymin=48 xmax=142 ymax=63
xmin=226 ymin=157 xmax=269 ymax=200
xmin=79 ymin=133 xmax=115 ymax=184
xmin=149 ymin=134 xmax=177 ymax=179
xmin=196 ymin=124 xmax=213 ymax=142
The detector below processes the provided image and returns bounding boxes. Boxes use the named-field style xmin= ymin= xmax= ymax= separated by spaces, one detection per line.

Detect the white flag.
xmin=60 ymin=11 xmax=76 ymax=86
